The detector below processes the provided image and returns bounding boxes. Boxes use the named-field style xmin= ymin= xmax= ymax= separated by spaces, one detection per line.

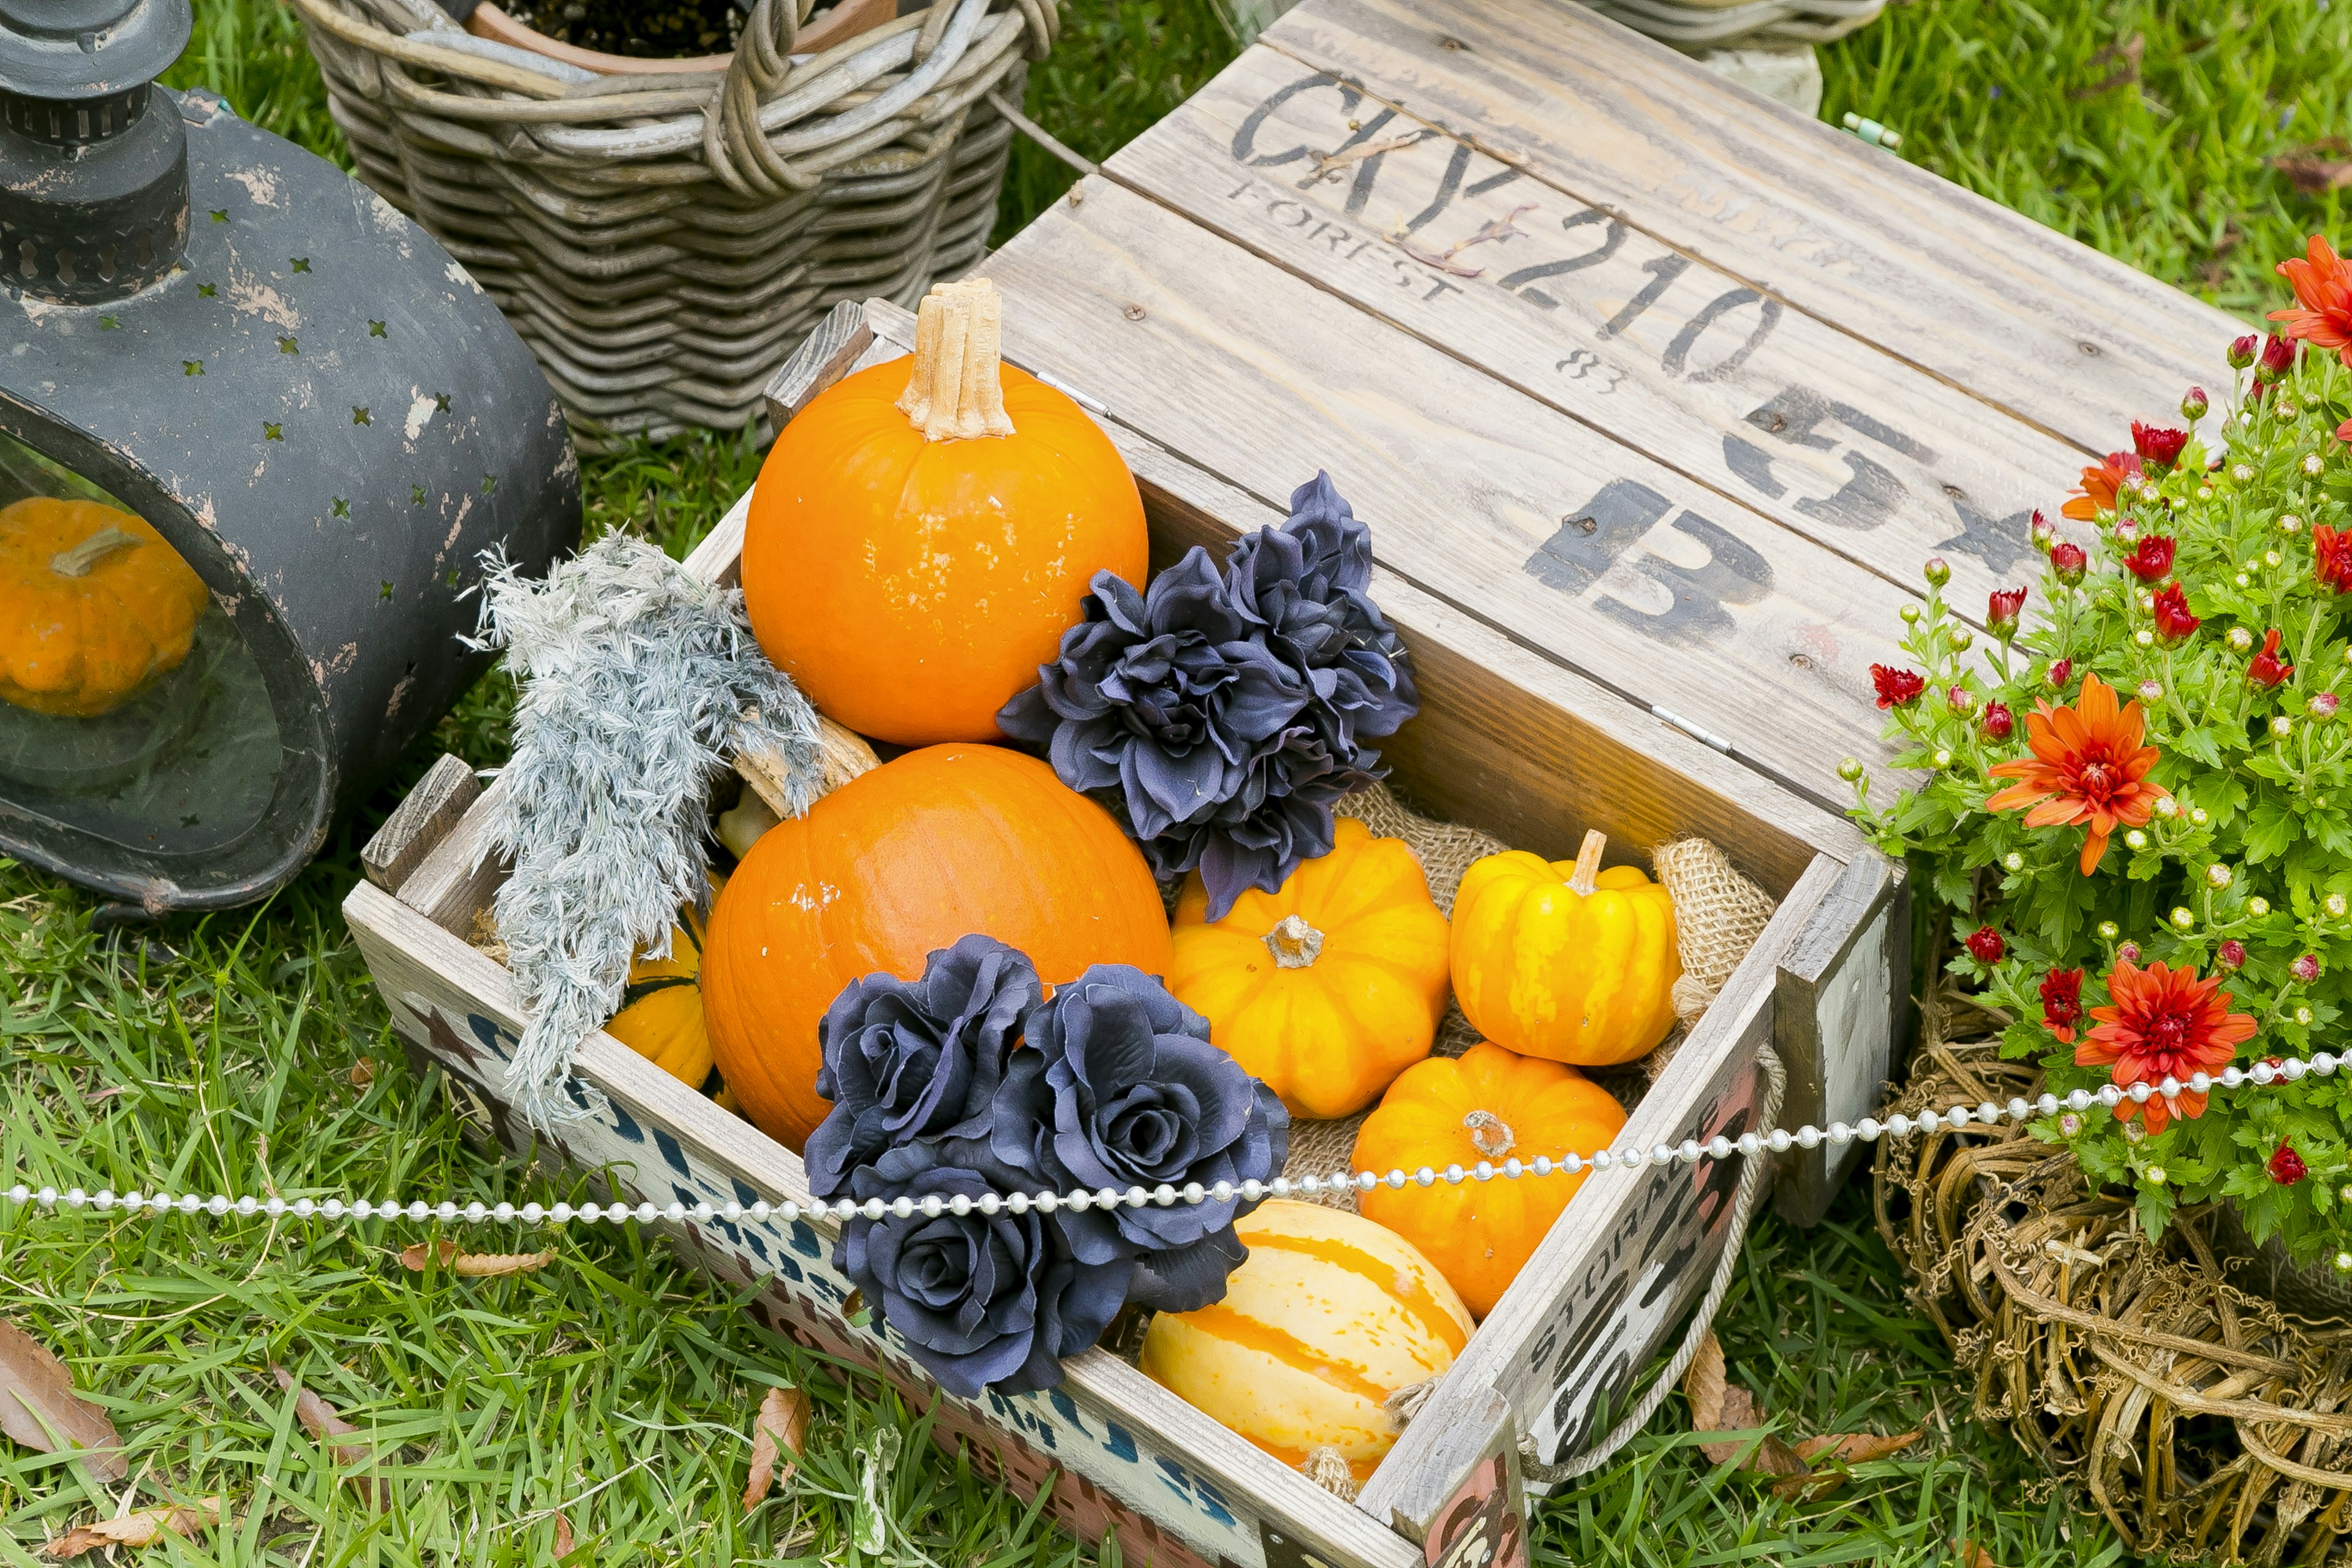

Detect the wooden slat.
xmin=361 ymin=753 xmax=481 ymax=897
xmin=984 ymin=181 xmax=1911 ymax=804
xmin=1098 ymin=46 xmax=2081 ymax=616
xmin=1771 ymin=852 xmax=1907 ymax=1224
xmin=1255 ymin=0 xmax=2241 ymax=458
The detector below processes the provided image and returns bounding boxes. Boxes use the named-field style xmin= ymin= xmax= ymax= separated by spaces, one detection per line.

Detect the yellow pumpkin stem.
xmin=897 ymin=277 xmax=1017 ymax=443
xmin=1263 ymin=913 xmax=1325 ymax=969
xmin=1567 ymin=828 xmax=1607 ymax=897
xmin=49 ymin=524 xmax=143 ymax=578
xmin=1462 ymin=1108 xmax=1515 ymax=1159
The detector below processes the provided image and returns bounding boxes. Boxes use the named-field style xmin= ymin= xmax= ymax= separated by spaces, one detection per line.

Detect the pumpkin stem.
xmin=1264 ymin=913 xmax=1325 ymax=968
xmin=1463 ymin=1109 xmax=1515 ymax=1159
xmin=1567 ymin=828 xmax=1607 ymax=897
xmin=50 ymin=524 xmax=143 ymax=578
xmin=897 ymin=277 xmax=1017 ymax=442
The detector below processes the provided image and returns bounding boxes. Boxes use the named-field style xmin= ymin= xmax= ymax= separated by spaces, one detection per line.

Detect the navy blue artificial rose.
xmin=803 ymin=935 xmax=1042 ymax=1200
xmin=999 ymin=473 xmax=1417 ymax=920
xmin=992 ymin=964 xmax=1287 ymax=1313
xmin=836 ymin=1137 xmax=1132 ymax=1400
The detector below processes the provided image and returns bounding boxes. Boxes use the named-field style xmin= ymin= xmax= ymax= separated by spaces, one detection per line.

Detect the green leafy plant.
xmin=1855 ymin=235 xmax=2352 ymax=1263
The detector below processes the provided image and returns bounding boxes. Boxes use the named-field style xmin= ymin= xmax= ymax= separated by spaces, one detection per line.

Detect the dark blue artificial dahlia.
xmin=1000 ymin=472 xmax=1417 ymax=919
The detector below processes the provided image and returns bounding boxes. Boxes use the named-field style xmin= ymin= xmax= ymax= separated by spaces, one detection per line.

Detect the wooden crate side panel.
xmin=1102 ymin=48 xmax=2077 ymax=618
xmin=1358 ymin=851 xmax=1839 ymax=1532
xmin=342 ymin=882 xmax=1421 ymax=1568
xmin=982 ymin=184 xmax=1911 ymax=803
xmin=1772 ymin=852 xmax=1908 ymax=1224
xmin=1257 ymin=0 xmax=2238 ymax=456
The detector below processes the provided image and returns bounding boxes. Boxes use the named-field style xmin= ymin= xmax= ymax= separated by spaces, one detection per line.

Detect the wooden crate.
xmin=342 ymin=0 xmax=2241 ymax=1562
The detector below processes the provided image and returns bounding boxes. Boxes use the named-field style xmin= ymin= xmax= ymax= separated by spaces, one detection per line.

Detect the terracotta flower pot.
xmin=462 ymin=0 xmax=895 ymax=76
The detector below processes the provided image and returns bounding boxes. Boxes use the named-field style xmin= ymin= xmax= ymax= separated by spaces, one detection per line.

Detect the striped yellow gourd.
xmin=1450 ymin=829 xmax=1679 ymax=1067
xmin=606 ymin=873 xmax=725 ymax=1090
xmin=1139 ymin=1200 xmax=1472 ymax=1482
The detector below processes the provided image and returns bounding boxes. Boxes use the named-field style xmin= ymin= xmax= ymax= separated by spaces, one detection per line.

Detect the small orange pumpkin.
xmin=1167 ymin=816 xmax=1450 ymax=1119
xmin=604 ymin=873 xmax=725 ymax=1090
xmin=1353 ymin=1042 xmax=1627 ymax=1319
xmin=1450 ymin=830 xmax=1680 ymax=1066
xmin=0 ymin=497 xmax=208 ymax=717
xmin=742 ymin=278 xmax=1147 ymax=747
xmin=700 ymin=743 xmax=1172 ymax=1151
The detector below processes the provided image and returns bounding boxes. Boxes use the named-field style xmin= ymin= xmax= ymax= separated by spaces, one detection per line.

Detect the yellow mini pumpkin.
xmin=1451 ymin=830 xmax=1679 ymax=1066
xmin=1139 ymin=1200 xmax=1471 ymax=1482
xmin=606 ymin=875 xmax=726 ymax=1089
xmin=1354 ymin=1042 xmax=1627 ymax=1319
xmin=1169 ymin=816 xmax=1450 ymax=1120
xmin=1 ymin=497 xmax=208 ymax=717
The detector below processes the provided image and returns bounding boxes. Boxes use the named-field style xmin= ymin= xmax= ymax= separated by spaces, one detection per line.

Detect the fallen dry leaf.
xmin=399 ymin=1240 xmax=555 ymax=1277
xmin=742 ymin=1385 xmax=812 ymax=1510
xmin=273 ymin=1366 xmax=385 ymax=1509
xmin=2274 ymin=138 xmax=2352 ymax=194
xmin=0 ymin=1319 xmax=124 ymax=1481
xmin=1772 ymin=1429 xmax=1923 ymax=1499
xmin=1679 ymin=1332 xmax=1804 ymax=1474
xmin=1953 ymin=1540 xmax=2001 ymax=1568
xmin=349 ymin=1057 xmax=375 ymax=1088
xmin=42 ymin=1498 xmax=219 ymax=1558
xmin=553 ymin=1510 xmax=575 ymax=1558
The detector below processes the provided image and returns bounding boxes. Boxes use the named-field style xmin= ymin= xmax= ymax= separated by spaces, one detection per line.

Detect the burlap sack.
xmin=1276 ymin=788 xmax=1776 ymax=1212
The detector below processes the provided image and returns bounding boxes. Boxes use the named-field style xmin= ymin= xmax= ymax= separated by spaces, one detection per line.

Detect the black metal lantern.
xmin=0 ymin=0 xmax=578 ymax=916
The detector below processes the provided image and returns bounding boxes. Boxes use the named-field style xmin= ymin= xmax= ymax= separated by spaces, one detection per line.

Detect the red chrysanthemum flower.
xmin=1980 ymin=701 xmax=2015 ymax=742
xmin=2047 ymin=658 xmax=2073 ymax=690
xmin=2049 ymin=543 xmax=2087 ymax=584
xmin=2248 ymin=628 xmax=2294 ymax=688
xmin=2151 ymin=582 xmax=2199 ymax=642
xmin=2271 ymin=1144 xmax=2309 ymax=1185
xmin=2316 ymin=524 xmax=2352 ymax=594
xmin=2064 ymin=453 xmax=2143 ymax=521
xmin=1985 ymin=674 xmax=2165 ymax=875
xmin=2122 ymin=534 xmax=2177 ymax=581
xmin=2132 ymin=423 xmax=2190 ymax=467
xmin=1966 ymin=926 xmax=2005 ymax=964
xmin=2040 ymin=967 xmax=2084 ymax=1044
xmin=1986 ymin=586 xmax=2026 ymax=633
xmin=1870 ymin=665 xmax=1925 ymax=709
xmin=2078 ymin=959 xmax=2258 ymax=1133
xmin=2259 ymin=333 xmax=2298 ymax=381
xmin=2270 ymin=235 xmax=2352 ymax=367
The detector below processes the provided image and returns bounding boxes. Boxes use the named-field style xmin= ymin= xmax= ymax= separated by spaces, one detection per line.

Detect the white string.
xmin=3 ymin=1052 xmax=2331 ymax=1230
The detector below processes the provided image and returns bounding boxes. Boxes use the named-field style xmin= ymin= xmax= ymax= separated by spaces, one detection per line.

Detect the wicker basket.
xmin=293 ymin=0 xmax=1055 ymax=444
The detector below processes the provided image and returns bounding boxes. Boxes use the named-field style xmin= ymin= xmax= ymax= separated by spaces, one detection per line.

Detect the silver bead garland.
xmin=6 ymin=1052 xmax=2339 ymax=1229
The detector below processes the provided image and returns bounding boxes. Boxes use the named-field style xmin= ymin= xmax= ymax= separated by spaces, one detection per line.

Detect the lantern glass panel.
xmin=0 ymin=430 xmax=282 ymax=861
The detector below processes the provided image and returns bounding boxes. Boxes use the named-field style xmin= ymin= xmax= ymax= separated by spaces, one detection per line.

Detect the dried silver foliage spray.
xmin=467 ymin=534 xmax=819 ymax=1130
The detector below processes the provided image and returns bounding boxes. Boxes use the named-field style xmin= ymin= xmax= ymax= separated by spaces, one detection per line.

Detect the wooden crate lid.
xmin=981 ymin=0 xmax=2241 ymax=809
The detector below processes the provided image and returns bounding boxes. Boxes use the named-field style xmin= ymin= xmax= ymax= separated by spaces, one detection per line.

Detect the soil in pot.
xmin=499 ymin=0 xmax=744 ymax=59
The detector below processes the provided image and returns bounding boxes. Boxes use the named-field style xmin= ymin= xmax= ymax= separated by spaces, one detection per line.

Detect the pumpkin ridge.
xmin=1172 ymin=1303 xmax=1403 ymax=1408
xmin=1239 ymin=1233 xmax=1469 ymax=1354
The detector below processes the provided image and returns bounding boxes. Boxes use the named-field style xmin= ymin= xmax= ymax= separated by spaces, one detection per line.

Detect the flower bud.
xmin=2274 ymin=715 xmax=2295 ymax=739
xmin=2144 ymin=1164 xmax=2167 ymax=1185
xmin=1965 ymin=926 xmax=2005 ymax=964
xmin=2228 ymin=627 xmax=2255 ymax=653
xmin=2331 ymin=894 xmax=2348 ymax=918
xmin=2169 ymin=905 xmax=2195 ymax=930
xmin=1947 ymin=627 xmax=1973 ymax=652
xmin=2182 ymin=386 xmax=2209 ymax=421
xmin=2190 ymin=807 xmax=2211 ymax=826
xmin=1835 ymin=756 xmax=1864 ymax=783
xmin=2048 ymin=658 xmax=2073 ymax=689
xmin=2138 ymin=676 xmax=2162 ymax=698
xmin=2117 ymin=941 xmax=2142 ymax=963
xmin=1931 ymin=747 xmax=1953 ymax=769
xmin=2125 ymin=829 xmax=2150 ymax=851
xmin=2229 ymin=334 xmax=2260 ymax=369
xmin=2220 ymin=938 xmax=2247 ymax=968
xmin=2307 ymin=452 xmax=2328 ymax=478
xmin=2049 ymin=541 xmax=2087 ymax=584
xmin=2281 ymin=513 xmax=2305 ymax=533
xmin=2059 ymin=1113 xmax=2082 ymax=1137
xmin=1947 ymin=685 xmax=1975 ymax=714
xmin=2097 ymin=921 xmax=2120 ymax=940
xmin=2249 ymin=895 xmax=2270 ymax=916
xmin=2258 ymin=333 xmax=2296 ymax=382
xmin=2298 ymin=1005 xmax=2316 ymax=1026
xmin=2135 ymin=629 xmax=2155 ymax=649
xmin=1986 ymin=586 xmax=2026 ymax=635
xmin=1980 ymin=702 xmax=2014 ymax=743
xmin=2208 ymin=864 xmax=2234 ymax=889
xmin=1899 ymin=603 xmax=1921 ymax=624
xmin=2271 ymin=1145 xmax=2308 ymax=1185
xmin=2294 ymin=953 xmax=2323 ymax=983
xmin=2316 ymin=693 xmax=2341 ymax=720
xmin=2232 ymin=463 xmax=2255 ymax=484
xmin=2030 ymin=510 xmax=2056 ymax=551
xmin=1923 ymin=556 xmax=1951 ymax=587
xmin=2002 ymin=851 xmax=2024 ymax=873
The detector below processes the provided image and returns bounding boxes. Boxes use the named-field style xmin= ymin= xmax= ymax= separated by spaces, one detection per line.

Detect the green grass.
xmin=9 ymin=0 xmax=2352 ymax=1561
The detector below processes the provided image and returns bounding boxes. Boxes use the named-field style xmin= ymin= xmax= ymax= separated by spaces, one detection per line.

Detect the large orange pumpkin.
xmin=1353 ymin=1042 xmax=1627 ymax=1319
xmin=742 ymin=278 xmax=1147 ymax=747
xmin=1 ymin=497 xmax=208 ymax=717
xmin=701 ymin=743 xmax=1172 ymax=1150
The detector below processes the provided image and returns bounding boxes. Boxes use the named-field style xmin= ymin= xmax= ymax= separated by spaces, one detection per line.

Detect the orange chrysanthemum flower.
xmin=2270 ymin=235 xmax=2352 ymax=366
xmin=2062 ymin=452 xmax=2143 ymax=521
xmin=1984 ymin=673 xmax=2165 ymax=875
xmin=2077 ymin=959 xmax=2257 ymax=1133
